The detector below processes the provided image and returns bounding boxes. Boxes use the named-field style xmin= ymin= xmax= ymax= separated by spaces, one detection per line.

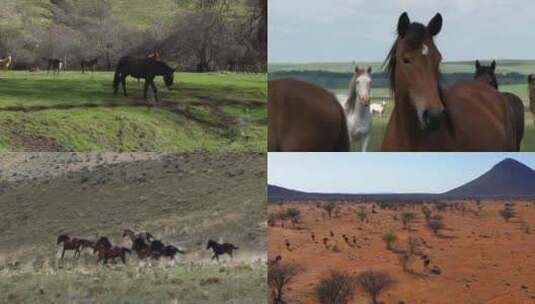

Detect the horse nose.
xmin=422 ymin=109 xmax=444 ymax=131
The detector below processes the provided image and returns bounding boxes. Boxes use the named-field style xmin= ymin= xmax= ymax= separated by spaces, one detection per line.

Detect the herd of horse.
xmin=268 ymin=12 xmax=534 ymax=152
xmin=1 ymin=52 xmax=175 ymax=102
xmin=56 ymin=229 xmax=240 ymax=265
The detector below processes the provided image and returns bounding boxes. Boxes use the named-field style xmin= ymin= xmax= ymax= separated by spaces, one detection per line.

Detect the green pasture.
xmin=0 ymin=71 xmax=267 ymax=152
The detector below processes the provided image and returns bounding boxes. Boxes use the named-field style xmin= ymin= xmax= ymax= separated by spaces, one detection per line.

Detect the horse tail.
xmin=334 ymin=101 xmax=350 ymax=152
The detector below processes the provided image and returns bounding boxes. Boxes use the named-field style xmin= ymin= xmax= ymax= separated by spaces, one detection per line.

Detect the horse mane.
xmin=345 ymin=73 xmax=358 ymax=112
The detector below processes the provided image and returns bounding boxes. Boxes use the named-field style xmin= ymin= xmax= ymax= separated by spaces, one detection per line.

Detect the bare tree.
xmin=316 ymin=271 xmax=356 ymax=304
xmin=355 ymin=270 xmax=396 ymax=304
xmin=268 ymin=263 xmax=302 ymax=304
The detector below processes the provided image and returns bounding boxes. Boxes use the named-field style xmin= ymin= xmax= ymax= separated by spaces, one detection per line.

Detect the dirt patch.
xmin=9 ymin=132 xmax=65 ymax=152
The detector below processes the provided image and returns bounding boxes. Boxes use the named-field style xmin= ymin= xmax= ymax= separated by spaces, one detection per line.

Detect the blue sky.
xmin=268 ymin=153 xmax=535 ymax=194
xmin=269 ymin=0 xmax=535 ymax=63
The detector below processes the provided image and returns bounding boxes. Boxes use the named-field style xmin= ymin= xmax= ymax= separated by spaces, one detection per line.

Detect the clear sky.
xmin=269 ymin=0 xmax=535 ymax=63
xmin=268 ymin=153 xmax=535 ymax=194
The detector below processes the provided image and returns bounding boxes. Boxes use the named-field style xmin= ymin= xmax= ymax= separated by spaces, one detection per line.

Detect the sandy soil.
xmin=268 ymin=201 xmax=535 ymax=304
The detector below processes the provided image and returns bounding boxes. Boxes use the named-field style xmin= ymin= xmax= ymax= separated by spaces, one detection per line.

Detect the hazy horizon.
xmin=268 ymin=154 xmax=535 ymax=194
xmin=269 ymin=0 xmax=535 ymax=63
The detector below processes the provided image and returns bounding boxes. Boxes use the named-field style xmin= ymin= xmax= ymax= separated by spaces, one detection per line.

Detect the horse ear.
xmin=397 ymin=12 xmax=410 ymax=38
xmin=475 ymin=60 xmax=480 ymax=69
xmin=367 ymin=66 xmax=372 ymax=74
xmin=427 ymin=13 xmax=443 ymax=36
xmin=490 ymin=60 xmax=496 ymax=71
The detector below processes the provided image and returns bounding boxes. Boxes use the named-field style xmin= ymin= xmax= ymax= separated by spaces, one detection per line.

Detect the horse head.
xmin=352 ymin=66 xmax=372 ymax=106
xmin=206 ymin=239 xmax=216 ymax=250
xmin=57 ymin=234 xmax=69 ymax=245
xmin=388 ymin=12 xmax=445 ymax=131
xmin=474 ymin=60 xmax=498 ymax=89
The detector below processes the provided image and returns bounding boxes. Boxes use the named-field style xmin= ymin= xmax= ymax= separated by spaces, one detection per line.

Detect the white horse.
xmin=370 ymin=101 xmax=386 ymax=115
xmin=0 ymin=55 xmax=12 ymax=70
xmin=339 ymin=66 xmax=373 ymax=152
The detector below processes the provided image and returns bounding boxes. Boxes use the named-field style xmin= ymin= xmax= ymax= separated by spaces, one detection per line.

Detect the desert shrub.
xmin=268 ymin=213 xmax=277 ymax=227
xmin=382 ymin=231 xmax=397 ymax=250
xmin=400 ymin=212 xmax=416 ymax=230
xmin=499 ymin=206 xmax=515 ymax=222
xmin=357 ymin=206 xmax=368 ymax=224
xmin=427 ymin=219 xmax=445 ymax=236
xmin=322 ymin=202 xmax=336 ymax=218
xmin=316 ymin=271 xmax=356 ymax=304
xmin=421 ymin=206 xmax=432 ymax=221
xmin=268 ymin=263 xmax=302 ymax=304
xmin=355 ymin=270 xmax=395 ymax=304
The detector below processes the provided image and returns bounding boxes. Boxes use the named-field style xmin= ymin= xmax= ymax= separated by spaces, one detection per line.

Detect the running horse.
xmin=122 ymin=229 xmax=154 ymax=243
xmin=0 ymin=55 xmax=12 ymax=70
xmin=382 ymin=12 xmax=515 ymax=151
xmin=474 ymin=60 xmax=524 ymax=151
xmin=268 ymin=79 xmax=350 ymax=152
xmin=529 ymin=75 xmax=535 ymax=116
xmin=57 ymin=234 xmax=81 ymax=259
xmin=93 ymin=237 xmax=131 ymax=264
xmin=206 ymin=239 xmax=239 ymax=262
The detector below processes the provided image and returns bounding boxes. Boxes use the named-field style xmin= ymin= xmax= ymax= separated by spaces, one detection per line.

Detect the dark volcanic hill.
xmin=446 ymin=158 xmax=535 ymax=198
xmin=269 ymin=158 xmax=535 ymax=203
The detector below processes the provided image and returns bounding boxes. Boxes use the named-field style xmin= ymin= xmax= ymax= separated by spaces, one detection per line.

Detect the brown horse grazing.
xmin=382 ymin=12 xmax=515 ymax=151
xmin=57 ymin=234 xmax=81 ymax=259
xmin=268 ymin=79 xmax=350 ymax=152
xmin=206 ymin=240 xmax=239 ymax=262
xmin=474 ymin=60 xmax=524 ymax=151
xmin=94 ymin=237 xmax=131 ymax=264
xmin=529 ymin=75 xmax=535 ymax=116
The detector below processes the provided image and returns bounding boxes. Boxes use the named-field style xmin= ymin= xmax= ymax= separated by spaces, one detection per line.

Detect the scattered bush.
xmin=269 ymin=263 xmax=302 ymax=304
xmin=355 ymin=270 xmax=396 ymax=304
xmin=427 ymin=219 xmax=445 ymax=236
xmin=382 ymin=231 xmax=397 ymax=250
xmin=316 ymin=271 xmax=356 ymax=304
xmin=322 ymin=202 xmax=336 ymax=218
xmin=357 ymin=206 xmax=368 ymax=224
xmin=499 ymin=206 xmax=515 ymax=222
xmin=400 ymin=212 xmax=416 ymax=230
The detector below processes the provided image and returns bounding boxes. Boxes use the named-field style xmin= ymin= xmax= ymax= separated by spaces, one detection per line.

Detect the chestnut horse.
xmin=474 ymin=60 xmax=524 ymax=151
xmin=268 ymin=79 xmax=350 ymax=152
xmin=382 ymin=12 xmax=515 ymax=151
xmin=529 ymin=75 xmax=535 ymax=116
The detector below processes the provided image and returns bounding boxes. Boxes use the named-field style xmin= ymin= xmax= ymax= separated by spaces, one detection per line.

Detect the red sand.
xmin=268 ymin=201 xmax=535 ymax=304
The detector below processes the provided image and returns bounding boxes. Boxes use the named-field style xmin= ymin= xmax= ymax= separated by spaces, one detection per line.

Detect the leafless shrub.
xmin=499 ymin=206 xmax=515 ymax=222
xmin=355 ymin=270 xmax=396 ymax=304
xmin=268 ymin=263 xmax=302 ymax=304
xmin=400 ymin=212 xmax=416 ymax=230
xmin=427 ymin=219 xmax=445 ymax=236
xmin=322 ymin=202 xmax=336 ymax=218
xmin=316 ymin=271 xmax=356 ymax=304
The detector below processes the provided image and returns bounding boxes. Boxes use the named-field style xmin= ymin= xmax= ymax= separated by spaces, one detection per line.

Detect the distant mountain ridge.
xmin=268 ymin=158 xmax=535 ymax=203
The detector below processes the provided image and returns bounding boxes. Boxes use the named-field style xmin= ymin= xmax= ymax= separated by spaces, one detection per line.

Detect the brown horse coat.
xmin=383 ymin=80 xmax=515 ymax=151
xmin=529 ymin=75 xmax=535 ymax=116
xmin=268 ymin=78 xmax=349 ymax=152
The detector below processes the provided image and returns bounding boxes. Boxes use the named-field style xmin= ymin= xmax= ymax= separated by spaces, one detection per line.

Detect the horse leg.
xmin=361 ymin=134 xmax=370 ymax=152
xmin=150 ymin=80 xmax=158 ymax=103
xmin=121 ymin=76 xmax=127 ymax=96
xmin=61 ymin=248 xmax=66 ymax=259
xmin=144 ymin=80 xmax=149 ymax=100
xmin=121 ymin=253 xmax=126 ymax=264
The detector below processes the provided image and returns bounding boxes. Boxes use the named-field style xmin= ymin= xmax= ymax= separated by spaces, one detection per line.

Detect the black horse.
xmin=113 ymin=56 xmax=175 ymax=102
xmin=42 ymin=57 xmax=63 ymax=75
xmin=206 ymin=240 xmax=239 ymax=261
xmin=474 ymin=60 xmax=524 ymax=151
xmin=150 ymin=239 xmax=185 ymax=259
xmin=57 ymin=234 xmax=81 ymax=259
xmin=81 ymin=58 xmax=98 ymax=73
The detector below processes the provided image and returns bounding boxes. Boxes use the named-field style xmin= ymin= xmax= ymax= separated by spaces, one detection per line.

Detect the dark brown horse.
xmin=113 ymin=56 xmax=175 ymax=102
xmin=529 ymin=75 xmax=535 ymax=116
xmin=474 ymin=60 xmax=524 ymax=151
xmin=94 ymin=237 xmax=131 ymax=264
xmin=206 ymin=240 xmax=239 ymax=261
xmin=42 ymin=57 xmax=63 ymax=75
xmin=81 ymin=58 xmax=98 ymax=73
xmin=382 ymin=12 xmax=515 ymax=151
xmin=268 ymin=78 xmax=350 ymax=152
xmin=57 ymin=234 xmax=81 ymax=259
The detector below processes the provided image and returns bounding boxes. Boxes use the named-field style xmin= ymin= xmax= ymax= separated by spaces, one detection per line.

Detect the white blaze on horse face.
xmin=355 ymin=73 xmax=371 ymax=104
xmin=422 ymin=44 xmax=429 ymax=56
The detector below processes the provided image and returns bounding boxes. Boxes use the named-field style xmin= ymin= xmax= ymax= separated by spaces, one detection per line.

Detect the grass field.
xmin=0 ymin=153 xmax=267 ymax=303
xmin=0 ymin=71 xmax=267 ymax=152
xmin=270 ymin=60 xmax=535 ymax=152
